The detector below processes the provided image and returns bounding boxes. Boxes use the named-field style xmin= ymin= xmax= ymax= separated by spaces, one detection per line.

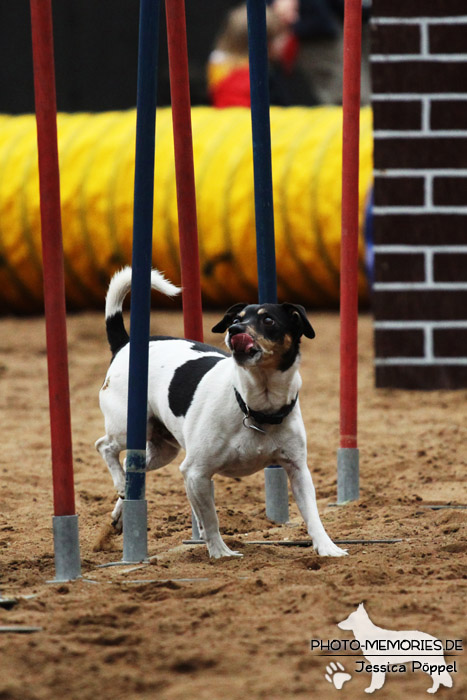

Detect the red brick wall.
xmin=371 ymin=0 xmax=467 ymax=389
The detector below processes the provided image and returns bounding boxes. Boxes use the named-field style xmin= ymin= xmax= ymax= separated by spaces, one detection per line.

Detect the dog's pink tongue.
xmin=231 ymin=333 xmax=254 ymax=353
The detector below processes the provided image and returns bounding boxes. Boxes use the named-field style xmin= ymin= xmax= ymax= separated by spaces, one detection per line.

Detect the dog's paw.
xmin=211 ymin=549 xmax=243 ymax=559
xmin=314 ymin=539 xmax=348 ymax=557
xmin=111 ymin=497 xmax=123 ymax=534
xmin=207 ymin=539 xmax=243 ymax=559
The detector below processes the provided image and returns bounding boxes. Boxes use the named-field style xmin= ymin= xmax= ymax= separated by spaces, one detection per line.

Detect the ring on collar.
xmin=234 ymin=387 xmax=298 ymax=433
xmin=242 ymin=415 xmax=267 ymax=434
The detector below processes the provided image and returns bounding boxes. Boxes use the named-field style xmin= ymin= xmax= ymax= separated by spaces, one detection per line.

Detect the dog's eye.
xmin=263 ymin=316 xmax=275 ymax=326
xmin=232 ymin=317 xmax=242 ymax=324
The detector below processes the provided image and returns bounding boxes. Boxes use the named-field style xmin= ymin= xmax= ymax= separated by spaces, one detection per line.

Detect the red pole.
xmin=340 ymin=0 xmax=362 ymax=452
xmin=165 ymin=0 xmax=204 ymax=342
xmin=30 ymin=0 xmax=75 ymax=516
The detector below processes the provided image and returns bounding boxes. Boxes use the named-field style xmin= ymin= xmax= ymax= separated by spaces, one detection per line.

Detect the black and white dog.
xmin=96 ymin=267 xmax=347 ymax=559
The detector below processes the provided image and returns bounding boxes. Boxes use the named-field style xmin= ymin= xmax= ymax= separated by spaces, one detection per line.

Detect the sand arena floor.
xmin=0 ymin=310 xmax=466 ymax=699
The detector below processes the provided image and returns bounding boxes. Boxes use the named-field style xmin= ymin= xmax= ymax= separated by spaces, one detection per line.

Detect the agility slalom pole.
xmin=338 ymin=0 xmax=362 ymax=503
xmin=165 ymin=0 xmax=203 ymax=343
xmin=123 ymin=0 xmax=161 ymax=563
xmin=246 ymin=0 xmax=277 ymax=304
xmin=30 ymin=0 xmax=80 ymax=581
xmin=165 ymin=0 xmax=206 ymax=542
xmin=246 ymin=0 xmax=288 ymax=524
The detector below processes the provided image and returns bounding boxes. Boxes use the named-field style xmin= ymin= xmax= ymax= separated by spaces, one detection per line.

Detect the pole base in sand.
xmin=337 ymin=447 xmax=359 ymax=503
xmin=122 ymin=499 xmax=148 ymax=563
xmin=52 ymin=514 xmax=81 ymax=582
xmin=265 ymin=466 xmax=289 ymax=523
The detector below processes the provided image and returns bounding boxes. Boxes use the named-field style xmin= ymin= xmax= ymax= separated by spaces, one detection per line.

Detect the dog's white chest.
xmin=214 ymin=431 xmax=281 ymax=477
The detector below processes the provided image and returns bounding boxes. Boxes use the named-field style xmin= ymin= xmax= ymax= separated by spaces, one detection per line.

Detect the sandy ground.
xmin=0 ymin=309 xmax=466 ymax=700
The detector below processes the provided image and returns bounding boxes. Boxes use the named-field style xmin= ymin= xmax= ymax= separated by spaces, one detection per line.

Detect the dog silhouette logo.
xmin=336 ymin=603 xmax=454 ymax=694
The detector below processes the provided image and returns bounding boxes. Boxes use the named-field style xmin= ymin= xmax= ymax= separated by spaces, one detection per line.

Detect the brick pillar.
xmin=371 ymin=0 xmax=467 ymax=389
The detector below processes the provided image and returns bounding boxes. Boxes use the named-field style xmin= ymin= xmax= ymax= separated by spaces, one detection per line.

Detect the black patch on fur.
xmin=168 ymin=356 xmax=226 ymax=417
xmin=150 ymin=336 xmax=229 ymax=357
xmin=108 ymin=330 xmax=229 ymax=363
xmin=106 ymin=313 xmax=129 ymax=357
xmin=278 ymin=337 xmax=301 ymax=372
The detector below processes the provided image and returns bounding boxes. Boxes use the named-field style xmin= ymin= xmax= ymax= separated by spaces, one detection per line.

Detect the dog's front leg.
xmin=365 ymin=670 xmax=385 ymax=693
xmin=284 ymin=461 xmax=347 ymax=557
xmin=180 ymin=461 xmax=242 ymax=559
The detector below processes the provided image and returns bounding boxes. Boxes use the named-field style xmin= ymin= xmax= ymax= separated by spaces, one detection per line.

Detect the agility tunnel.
xmin=0 ymin=106 xmax=372 ymax=313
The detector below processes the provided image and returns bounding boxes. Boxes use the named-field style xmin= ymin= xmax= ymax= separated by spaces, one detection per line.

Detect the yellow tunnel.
xmin=0 ymin=106 xmax=373 ymax=313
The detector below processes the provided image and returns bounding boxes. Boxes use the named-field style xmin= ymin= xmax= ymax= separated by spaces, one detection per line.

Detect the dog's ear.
xmin=211 ymin=303 xmax=248 ymax=333
xmin=282 ymin=303 xmax=315 ymax=339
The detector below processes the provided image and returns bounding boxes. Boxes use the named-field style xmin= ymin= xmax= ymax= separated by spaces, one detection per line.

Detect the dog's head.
xmin=337 ymin=603 xmax=369 ymax=632
xmin=212 ymin=302 xmax=315 ymax=370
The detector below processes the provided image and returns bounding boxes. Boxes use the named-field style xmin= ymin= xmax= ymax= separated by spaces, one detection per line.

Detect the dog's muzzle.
xmin=230 ymin=332 xmax=255 ymax=354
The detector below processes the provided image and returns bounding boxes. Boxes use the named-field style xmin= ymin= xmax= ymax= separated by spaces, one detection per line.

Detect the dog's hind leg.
xmin=146 ymin=420 xmax=180 ymax=472
xmin=95 ymin=435 xmax=126 ymax=531
xmin=284 ymin=460 xmax=347 ymax=557
xmin=180 ymin=460 xmax=242 ymax=559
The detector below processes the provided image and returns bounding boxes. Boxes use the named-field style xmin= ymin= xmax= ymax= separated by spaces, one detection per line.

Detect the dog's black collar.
xmin=234 ymin=388 xmax=298 ymax=426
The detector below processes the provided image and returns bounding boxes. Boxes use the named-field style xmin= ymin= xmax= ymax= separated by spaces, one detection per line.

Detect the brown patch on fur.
xmin=255 ymin=335 xmax=287 ymax=369
xmin=244 ymin=326 xmax=294 ymax=370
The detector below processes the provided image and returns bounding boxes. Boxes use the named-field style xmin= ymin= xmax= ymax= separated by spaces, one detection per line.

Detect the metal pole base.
xmin=265 ymin=466 xmax=289 ymax=523
xmin=337 ymin=447 xmax=359 ymax=503
xmin=123 ymin=499 xmax=148 ymax=563
xmin=52 ymin=514 xmax=81 ymax=582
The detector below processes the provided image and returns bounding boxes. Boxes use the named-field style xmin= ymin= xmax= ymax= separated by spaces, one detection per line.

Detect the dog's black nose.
xmin=228 ymin=323 xmax=245 ymax=337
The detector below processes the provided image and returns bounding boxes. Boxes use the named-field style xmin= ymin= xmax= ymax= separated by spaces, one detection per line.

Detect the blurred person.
xmin=207 ymin=2 xmax=317 ymax=107
xmin=271 ymin=0 xmax=371 ymax=105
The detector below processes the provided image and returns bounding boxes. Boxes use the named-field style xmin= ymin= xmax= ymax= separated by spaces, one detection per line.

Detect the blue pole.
xmin=246 ymin=0 xmax=277 ymax=304
xmin=126 ymin=0 xmax=161 ymax=503
xmin=247 ymin=0 xmax=288 ymax=524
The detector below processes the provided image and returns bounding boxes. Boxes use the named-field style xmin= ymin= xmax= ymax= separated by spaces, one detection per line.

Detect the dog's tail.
xmin=105 ymin=266 xmax=181 ymax=356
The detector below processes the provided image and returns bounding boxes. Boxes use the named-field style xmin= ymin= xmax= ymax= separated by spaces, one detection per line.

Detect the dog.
xmin=96 ymin=266 xmax=347 ymax=559
xmin=338 ymin=604 xmax=453 ymax=694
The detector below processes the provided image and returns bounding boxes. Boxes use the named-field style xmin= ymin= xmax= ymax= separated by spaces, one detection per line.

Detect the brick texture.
xmin=374 ymin=177 xmax=425 ymax=207
xmin=374 ymin=138 xmax=467 ymax=169
xmin=373 ymin=292 xmax=467 ymax=322
xmin=372 ymin=24 xmax=421 ymax=55
xmin=433 ymin=177 xmax=467 ymax=206
xmin=433 ymin=328 xmax=467 ymax=357
xmin=431 ymin=101 xmax=467 ymax=130
xmin=373 ymin=0 xmax=467 ymax=18
xmin=372 ymin=101 xmax=422 ymax=131
xmin=433 ymin=253 xmax=467 ymax=282
xmin=372 ymin=62 xmax=467 ymax=95
xmin=370 ymin=5 xmax=467 ymax=389
xmin=373 ymin=214 xmax=467 ymax=246
xmin=376 ymin=366 xmax=467 ymax=390
xmin=429 ymin=24 xmax=467 ymax=54
xmin=373 ymin=253 xmax=425 ymax=283
xmin=374 ymin=329 xmax=424 ymax=358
